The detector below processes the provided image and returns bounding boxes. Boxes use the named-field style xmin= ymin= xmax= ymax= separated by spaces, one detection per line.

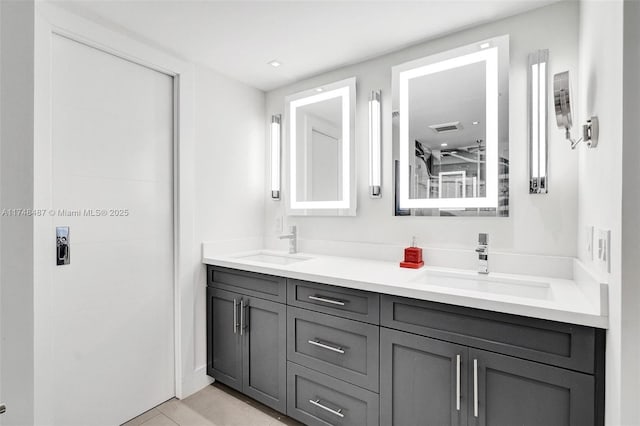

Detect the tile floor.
xmin=122 ymin=383 xmax=302 ymax=426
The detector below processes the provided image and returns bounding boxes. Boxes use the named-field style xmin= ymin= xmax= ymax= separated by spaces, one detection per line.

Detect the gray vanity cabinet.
xmin=206 ymin=287 xmax=243 ymax=392
xmin=241 ymin=296 xmax=287 ymax=413
xmin=207 ymin=267 xmax=605 ymax=426
xmin=206 ymin=267 xmax=287 ymax=413
xmin=469 ymin=348 xmax=594 ymax=426
xmin=380 ymin=295 xmax=604 ymax=426
xmin=380 ymin=328 xmax=468 ymax=426
xmin=380 ymin=327 xmax=595 ymax=426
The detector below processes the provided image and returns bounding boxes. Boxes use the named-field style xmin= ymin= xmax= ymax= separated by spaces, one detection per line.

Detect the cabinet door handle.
xmin=309 ymin=399 xmax=345 ymax=418
xmin=308 ymin=339 xmax=345 ymax=354
xmin=233 ymin=298 xmax=238 ymax=334
xmin=308 ymin=295 xmax=345 ymax=306
xmin=473 ymin=358 xmax=479 ymax=418
xmin=456 ymin=354 xmax=461 ymax=411
xmin=240 ymin=299 xmax=245 ymax=336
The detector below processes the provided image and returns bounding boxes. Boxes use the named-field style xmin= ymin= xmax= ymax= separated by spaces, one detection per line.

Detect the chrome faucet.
xmin=279 ymin=225 xmax=297 ymax=254
xmin=475 ymin=233 xmax=489 ymax=274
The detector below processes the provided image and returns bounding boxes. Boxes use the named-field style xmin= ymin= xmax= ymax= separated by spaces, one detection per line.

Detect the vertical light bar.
xmin=528 ymin=49 xmax=549 ymax=194
xmin=539 ymin=61 xmax=547 ymax=178
xmin=271 ymin=114 xmax=281 ymax=200
xmin=531 ymin=63 xmax=539 ymax=178
xmin=369 ymin=90 xmax=382 ymax=198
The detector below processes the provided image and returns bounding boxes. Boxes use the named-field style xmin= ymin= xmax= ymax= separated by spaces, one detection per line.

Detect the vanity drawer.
xmin=287 ymin=279 xmax=379 ymax=324
xmin=287 ymin=362 xmax=379 ymax=426
xmin=380 ymin=295 xmax=602 ymax=374
xmin=208 ymin=266 xmax=286 ymax=303
xmin=287 ymin=307 xmax=379 ymax=392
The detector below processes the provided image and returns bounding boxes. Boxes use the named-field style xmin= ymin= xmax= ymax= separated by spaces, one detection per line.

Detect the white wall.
xmin=193 ymin=65 xmax=265 ymax=380
xmin=621 ymin=3 xmax=640 ymax=424
xmin=265 ymin=1 xmax=579 ymax=257
xmin=0 ymin=1 xmax=35 ymax=424
xmin=0 ymin=3 xmax=266 ymax=421
xmin=577 ymin=1 xmax=625 ymax=425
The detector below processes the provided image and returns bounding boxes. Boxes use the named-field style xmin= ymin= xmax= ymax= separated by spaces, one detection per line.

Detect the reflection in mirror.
xmin=295 ymin=97 xmax=343 ymax=202
xmin=286 ymin=77 xmax=356 ymax=216
xmin=392 ymin=35 xmax=509 ymax=217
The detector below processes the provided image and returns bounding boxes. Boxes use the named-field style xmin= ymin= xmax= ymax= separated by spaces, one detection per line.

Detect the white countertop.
xmin=202 ymin=248 xmax=608 ymax=329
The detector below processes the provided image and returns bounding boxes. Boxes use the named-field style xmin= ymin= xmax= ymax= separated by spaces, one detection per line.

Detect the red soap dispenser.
xmin=400 ymin=236 xmax=424 ymax=269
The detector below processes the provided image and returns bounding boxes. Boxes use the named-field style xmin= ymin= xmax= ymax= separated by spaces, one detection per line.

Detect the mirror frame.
xmin=285 ymin=77 xmax=357 ymax=216
xmin=392 ymin=35 xmax=509 ymax=213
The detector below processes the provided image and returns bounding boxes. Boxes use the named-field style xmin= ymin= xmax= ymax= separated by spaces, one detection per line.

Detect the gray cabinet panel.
xmin=381 ymin=295 xmax=597 ymax=373
xmin=205 ymin=268 xmax=604 ymax=426
xmin=242 ymin=297 xmax=287 ymax=413
xmin=287 ymin=362 xmax=379 ymax=426
xmin=380 ymin=328 xmax=468 ymax=426
xmin=209 ymin=266 xmax=286 ymax=303
xmin=288 ymin=279 xmax=379 ymax=324
xmin=207 ymin=288 xmax=243 ymax=392
xmin=469 ymin=348 xmax=595 ymax=426
xmin=287 ymin=306 xmax=379 ymax=392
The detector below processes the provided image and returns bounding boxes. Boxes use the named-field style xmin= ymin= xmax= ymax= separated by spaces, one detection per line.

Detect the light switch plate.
xmin=586 ymin=225 xmax=594 ymax=260
xmin=597 ymin=229 xmax=611 ymax=273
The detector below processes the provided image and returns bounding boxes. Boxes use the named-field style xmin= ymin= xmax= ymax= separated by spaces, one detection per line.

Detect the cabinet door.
xmin=380 ymin=328 xmax=468 ymax=426
xmin=242 ymin=296 xmax=287 ymax=413
xmin=207 ymin=288 xmax=243 ymax=392
xmin=469 ymin=349 xmax=595 ymax=426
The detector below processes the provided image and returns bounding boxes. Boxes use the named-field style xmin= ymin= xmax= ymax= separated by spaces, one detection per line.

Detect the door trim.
xmin=33 ymin=3 xmax=197 ymax=424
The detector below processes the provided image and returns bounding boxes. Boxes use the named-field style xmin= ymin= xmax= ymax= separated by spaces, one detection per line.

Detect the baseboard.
xmin=179 ymin=365 xmax=214 ymax=399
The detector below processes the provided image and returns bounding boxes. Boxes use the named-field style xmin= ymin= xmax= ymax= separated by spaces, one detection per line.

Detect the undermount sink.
xmin=412 ymin=270 xmax=552 ymax=300
xmin=235 ymin=251 xmax=312 ymax=266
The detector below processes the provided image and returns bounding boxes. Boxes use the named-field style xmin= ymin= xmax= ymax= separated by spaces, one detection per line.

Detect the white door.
xmin=51 ymin=34 xmax=175 ymax=425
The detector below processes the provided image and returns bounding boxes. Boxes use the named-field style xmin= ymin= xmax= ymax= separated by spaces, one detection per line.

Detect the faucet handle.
xmin=478 ymin=233 xmax=488 ymax=245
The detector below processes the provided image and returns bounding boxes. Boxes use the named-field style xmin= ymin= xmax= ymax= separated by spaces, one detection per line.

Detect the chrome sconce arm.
xmin=369 ymin=90 xmax=382 ymax=198
xmin=271 ymin=114 xmax=282 ymax=200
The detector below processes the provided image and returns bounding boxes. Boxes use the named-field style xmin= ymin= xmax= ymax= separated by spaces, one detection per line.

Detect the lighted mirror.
xmin=392 ymin=35 xmax=509 ymax=217
xmin=286 ymin=77 xmax=356 ymax=216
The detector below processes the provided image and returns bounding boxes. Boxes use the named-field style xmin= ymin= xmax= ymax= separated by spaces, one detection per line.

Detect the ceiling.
xmin=54 ymin=0 xmax=560 ymax=91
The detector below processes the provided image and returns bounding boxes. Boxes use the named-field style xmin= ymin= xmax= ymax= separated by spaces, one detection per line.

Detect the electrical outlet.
xmin=275 ymin=216 xmax=283 ymax=234
xmin=597 ymin=229 xmax=611 ymax=273
xmin=586 ymin=226 xmax=594 ymax=260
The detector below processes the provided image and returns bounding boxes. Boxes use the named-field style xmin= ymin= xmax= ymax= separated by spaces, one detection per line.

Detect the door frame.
xmin=33 ymin=3 xmax=197 ymax=423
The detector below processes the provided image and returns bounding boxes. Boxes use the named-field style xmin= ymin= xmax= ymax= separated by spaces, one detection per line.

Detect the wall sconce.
xmin=271 ymin=114 xmax=281 ymax=200
xmin=528 ymin=49 xmax=548 ymax=194
xmin=369 ymin=90 xmax=382 ymax=198
xmin=553 ymin=71 xmax=599 ymax=149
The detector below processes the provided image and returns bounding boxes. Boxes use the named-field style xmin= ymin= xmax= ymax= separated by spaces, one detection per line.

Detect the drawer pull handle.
xmin=473 ymin=358 xmax=479 ymax=418
xmin=308 ymin=339 xmax=345 ymax=354
xmin=456 ymin=354 xmax=461 ymax=411
xmin=308 ymin=295 xmax=346 ymax=306
xmin=240 ymin=299 xmax=245 ymax=336
xmin=233 ymin=298 xmax=238 ymax=334
xmin=309 ymin=399 xmax=345 ymax=418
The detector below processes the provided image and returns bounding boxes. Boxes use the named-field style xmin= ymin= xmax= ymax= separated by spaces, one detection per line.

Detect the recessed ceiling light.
xmin=440 ymin=143 xmax=448 ymax=147
xmin=268 ymin=60 xmax=282 ymax=68
xmin=480 ymin=43 xmax=490 ymax=49
xmin=472 ymin=121 xmax=480 ymax=125
xmin=316 ymin=88 xmax=323 ymax=92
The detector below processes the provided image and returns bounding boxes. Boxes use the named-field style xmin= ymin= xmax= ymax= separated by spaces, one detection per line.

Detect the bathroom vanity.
xmin=204 ymin=252 xmax=606 ymax=426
